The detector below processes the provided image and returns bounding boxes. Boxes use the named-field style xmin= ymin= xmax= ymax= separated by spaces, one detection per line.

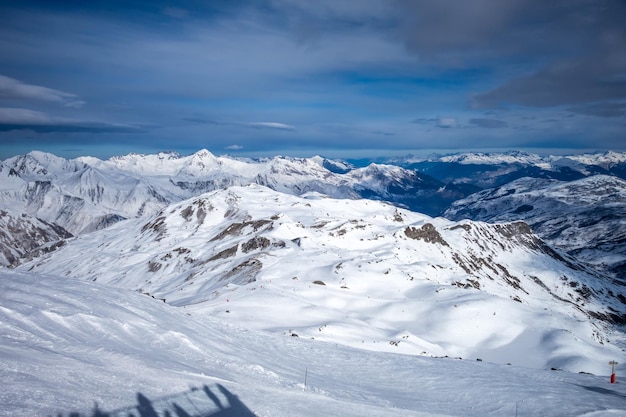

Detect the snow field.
xmin=2 ymin=270 xmax=626 ymax=417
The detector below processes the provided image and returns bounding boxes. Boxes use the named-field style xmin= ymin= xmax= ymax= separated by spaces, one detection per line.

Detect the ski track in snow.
xmin=1 ymin=270 xmax=625 ymax=417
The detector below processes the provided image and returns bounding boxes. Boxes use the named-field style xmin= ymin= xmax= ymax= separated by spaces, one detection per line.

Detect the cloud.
xmin=462 ymin=0 xmax=626 ymax=110
xmin=225 ymin=144 xmax=243 ymax=150
xmin=0 ymin=108 xmax=51 ymax=124
xmin=0 ymin=74 xmax=85 ymax=108
xmin=472 ymin=53 xmax=626 ymax=108
xmin=436 ymin=118 xmax=458 ymax=128
xmin=184 ymin=117 xmax=295 ymax=131
xmin=567 ymin=102 xmax=626 ymax=118
xmin=371 ymin=130 xmax=396 ymax=136
xmin=183 ymin=116 xmax=220 ymax=125
xmin=411 ymin=117 xmax=459 ymax=128
xmin=245 ymin=122 xmax=295 ymax=131
xmin=469 ymin=118 xmax=508 ymax=128
xmin=397 ymin=0 xmax=525 ymax=57
xmin=0 ymin=107 xmax=142 ymax=133
xmin=411 ymin=117 xmax=434 ymax=125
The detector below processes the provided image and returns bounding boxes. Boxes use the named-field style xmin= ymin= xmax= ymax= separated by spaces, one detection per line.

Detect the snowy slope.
xmin=1 ymin=152 xmax=170 ymax=234
xmin=0 ymin=209 xmax=71 ymax=266
xmin=444 ymin=175 xmax=626 ymax=280
xmin=388 ymin=150 xmax=626 ymax=188
xmin=21 ymin=185 xmax=626 ymax=374
xmin=1 ymin=150 xmax=456 ymax=239
xmin=1 ymin=270 xmax=626 ymax=417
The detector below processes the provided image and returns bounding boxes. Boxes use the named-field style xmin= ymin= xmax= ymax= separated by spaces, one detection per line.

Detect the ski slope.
xmin=1 ymin=270 xmax=624 ymax=417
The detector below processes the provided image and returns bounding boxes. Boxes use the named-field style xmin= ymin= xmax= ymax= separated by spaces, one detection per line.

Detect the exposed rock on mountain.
xmin=0 ymin=209 xmax=72 ymax=266
xmin=444 ymin=175 xmax=626 ymax=281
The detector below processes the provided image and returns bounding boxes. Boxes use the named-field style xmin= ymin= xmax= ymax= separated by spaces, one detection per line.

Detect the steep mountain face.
xmin=21 ymin=184 xmax=625 ymax=372
xmin=348 ymin=163 xmax=456 ymax=214
xmin=444 ymin=175 xmax=626 ymax=281
xmin=2 ymin=152 xmax=170 ymax=235
xmin=384 ymin=150 xmax=626 ymax=188
xmin=0 ymin=209 xmax=72 ymax=267
xmin=0 ymin=150 xmax=459 ymax=242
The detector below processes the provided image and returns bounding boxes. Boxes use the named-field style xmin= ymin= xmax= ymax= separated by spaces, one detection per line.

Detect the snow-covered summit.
xmin=438 ymin=150 xmax=546 ymax=165
xmin=565 ymin=150 xmax=626 ymax=168
xmin=6 ymin=150 xmax=85 ymax=179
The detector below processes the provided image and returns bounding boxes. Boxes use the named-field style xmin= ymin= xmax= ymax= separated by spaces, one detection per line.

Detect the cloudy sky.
xmin=1 ymin=0 xmax=625 ymax=159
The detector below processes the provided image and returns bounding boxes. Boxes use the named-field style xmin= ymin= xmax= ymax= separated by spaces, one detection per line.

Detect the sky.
xmin=0 ymin=0 xmax=625 ymax=160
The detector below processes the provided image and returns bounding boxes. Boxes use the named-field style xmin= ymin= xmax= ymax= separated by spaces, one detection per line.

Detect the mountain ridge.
xmin=444 ymin=175 xmax=626 ymax=281
xmin=0 ymin=149 xmax=456 ymax=237
xmin=20 ymin=184 xmax=626 ymax=373
xmin=2 ymin=149 xmax=625 ymax=285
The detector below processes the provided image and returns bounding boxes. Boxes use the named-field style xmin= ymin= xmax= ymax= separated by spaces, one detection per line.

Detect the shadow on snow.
xmin=52 ymin=384 xmax=256 ymax=417
xmin=575 ymin=384 xmax=626 ymax=399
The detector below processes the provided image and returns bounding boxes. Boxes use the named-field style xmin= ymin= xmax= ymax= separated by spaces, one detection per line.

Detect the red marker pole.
xmin=609 ymin=361 xmax=618 ymax=384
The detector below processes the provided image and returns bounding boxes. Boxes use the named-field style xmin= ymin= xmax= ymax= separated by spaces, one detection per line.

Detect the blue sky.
xmin=0 ymin=0 xmax=625 ymax=160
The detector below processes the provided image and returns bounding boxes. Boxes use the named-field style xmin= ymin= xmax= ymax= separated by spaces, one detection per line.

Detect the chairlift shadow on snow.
xmin=54 ymin=384 xmax=256 ymax=417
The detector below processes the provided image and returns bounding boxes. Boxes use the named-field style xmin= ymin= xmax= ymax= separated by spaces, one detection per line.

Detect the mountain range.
xmin=375 ymin=150 xmax=626 ymax=188
xmin=2 ymin=148 xmax=626 ymax=378
xmin=2 ymin=149 xmax=625 ymax=279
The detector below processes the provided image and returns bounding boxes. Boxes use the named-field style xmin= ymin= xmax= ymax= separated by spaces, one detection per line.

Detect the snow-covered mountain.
xmin=383 ymin=150 xmax=626 ymax=188
xmin=0 ymin=209 xmax=72 ymax=266
xmin=0 ymin=150 xmax=460 ymax=240
xmin=4 ymin=149 xmax=623 ymax=247
xmin=444 ymin=175 xmax=626 ymax=281
xmin=3 ymin=269 xmax=625 ymax=417
xmin=21 ymin=184 xmax=625 ymax=374
xmin=1 ymin=151 xmax=170 ymax=235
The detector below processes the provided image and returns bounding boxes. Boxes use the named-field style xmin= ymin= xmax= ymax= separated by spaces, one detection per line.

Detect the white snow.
xmin=19 ymin=185 xmax=626 ymax=377
xmin=438 ymin=151 xmax=546 ymax=166
xmin=1 ymin=270 xmax=625 ymax=417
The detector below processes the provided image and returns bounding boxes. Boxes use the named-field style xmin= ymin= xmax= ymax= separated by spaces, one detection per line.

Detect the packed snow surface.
xmin=1 ymin=270 xmax=625 ymax=417
xmin=0 ymin=272 xmax=626 ymax=417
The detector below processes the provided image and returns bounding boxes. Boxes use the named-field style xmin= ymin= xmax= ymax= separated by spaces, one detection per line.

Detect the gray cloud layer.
xmin=0 ymin=74 xmax=85 ymax=108
xmin=0 ymin=107 xmax=143 ymax=133
xmin=0 ymin=0 xmax=624 ymax=158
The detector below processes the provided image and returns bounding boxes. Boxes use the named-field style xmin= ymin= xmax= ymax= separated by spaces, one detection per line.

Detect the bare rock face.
xmin=0 ymin=210 xmax=72 ymax=267
xmin=404 ymin=223 xmax=449 ymax=246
